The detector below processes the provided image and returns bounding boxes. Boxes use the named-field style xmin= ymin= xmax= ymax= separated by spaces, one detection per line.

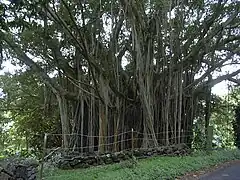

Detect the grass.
xmin=43 ymin=149 xmax=240 ymax=180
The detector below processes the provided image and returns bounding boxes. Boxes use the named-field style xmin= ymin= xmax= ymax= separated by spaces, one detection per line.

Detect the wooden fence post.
xmin=39 ymin=133 xmax=48 ymax=180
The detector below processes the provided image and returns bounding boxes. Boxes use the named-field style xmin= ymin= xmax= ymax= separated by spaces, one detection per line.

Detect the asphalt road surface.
xmin=199 ymin=162 xmax=240 ymax=180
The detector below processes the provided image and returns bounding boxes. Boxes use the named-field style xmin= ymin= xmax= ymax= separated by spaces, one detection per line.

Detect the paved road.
xmin=199 ymin=162 xmax=240 ymax=180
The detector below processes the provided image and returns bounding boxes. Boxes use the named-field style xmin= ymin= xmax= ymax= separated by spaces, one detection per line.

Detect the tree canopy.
xmin=0 ymin=0 xmax=239 ymax=153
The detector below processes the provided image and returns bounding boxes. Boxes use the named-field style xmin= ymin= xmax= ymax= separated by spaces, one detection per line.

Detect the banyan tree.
xmin=0 ymin=0 xmax=239 ymax=152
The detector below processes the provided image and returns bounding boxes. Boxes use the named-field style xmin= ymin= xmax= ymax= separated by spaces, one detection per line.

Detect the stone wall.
xmin=0 ymin=158 xmax=38 ymax=180
xmin=0 ymin=166 xmax=14 ymax=180
xmin=51 ymin=144 xmax=190 ymax=169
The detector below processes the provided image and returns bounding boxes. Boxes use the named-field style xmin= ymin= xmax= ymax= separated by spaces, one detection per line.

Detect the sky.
xmin=0 ymin=0 xmax=9 ymax=4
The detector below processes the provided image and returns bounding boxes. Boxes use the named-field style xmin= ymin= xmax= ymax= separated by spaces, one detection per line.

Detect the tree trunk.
xmin=98 ymin=101 xmax=107 ymax=153
xmin=88 ymin=88 xmax=95 ymax=152
xmin=57 ymin=95 xmax=70 ymax=148
xmin=178 ymin=68 xmax=183 ymax=144
xmin=205 ymin=75 xmax=212 ymax=146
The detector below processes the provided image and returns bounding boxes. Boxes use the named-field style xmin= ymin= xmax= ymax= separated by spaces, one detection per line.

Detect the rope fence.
xmin=46 ymin=130 xmax=194 ymax=137
xmin=44 ymin=136 xmax=195 ymax=153
xmin=39 ymin=127 xmax=214 ymax=179
xmin=43 ymin=130 xmax=195 ymax=152
xmin=43 ymin=130 xmax=197 ymax=152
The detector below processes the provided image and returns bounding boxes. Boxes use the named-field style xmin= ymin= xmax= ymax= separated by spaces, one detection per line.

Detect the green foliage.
xmin=0 ymin=113 xmax=11 ymax=151
xmin=0 ymin=0 xmax=239 ymax=158
xmin=192 ymin=122 xmax=206 ymax=150
xmin=119 ymin=156 xmax=138 ymax=169
xmin=233 ymin=104 xmax=240 ymax=149
xmin=43 ymin=150 xmax=240 ymax=180
xmin=210 ymin=88 xmax=240 ymax=148
xmin=0 ymin=70 xmax=60 ymax=156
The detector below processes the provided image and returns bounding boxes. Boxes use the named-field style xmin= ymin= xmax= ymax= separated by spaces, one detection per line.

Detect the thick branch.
xmin=228 ymin=77 xmax=240 ymax=85
xmin=205 ymin=69 xmax=240 ymax=88
xmin=1 ymin=31 xmax=78 ymax=100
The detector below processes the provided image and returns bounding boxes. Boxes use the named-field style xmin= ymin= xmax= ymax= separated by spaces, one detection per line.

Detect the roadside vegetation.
xmin=0 ymin=0 xmax=240 ymax=180
xmin=43 ymin=150 xmax=240 ymax=180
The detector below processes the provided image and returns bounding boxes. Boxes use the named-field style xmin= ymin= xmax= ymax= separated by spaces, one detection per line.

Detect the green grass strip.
xmin=43 ymin=149 xmax=240 ymax=180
